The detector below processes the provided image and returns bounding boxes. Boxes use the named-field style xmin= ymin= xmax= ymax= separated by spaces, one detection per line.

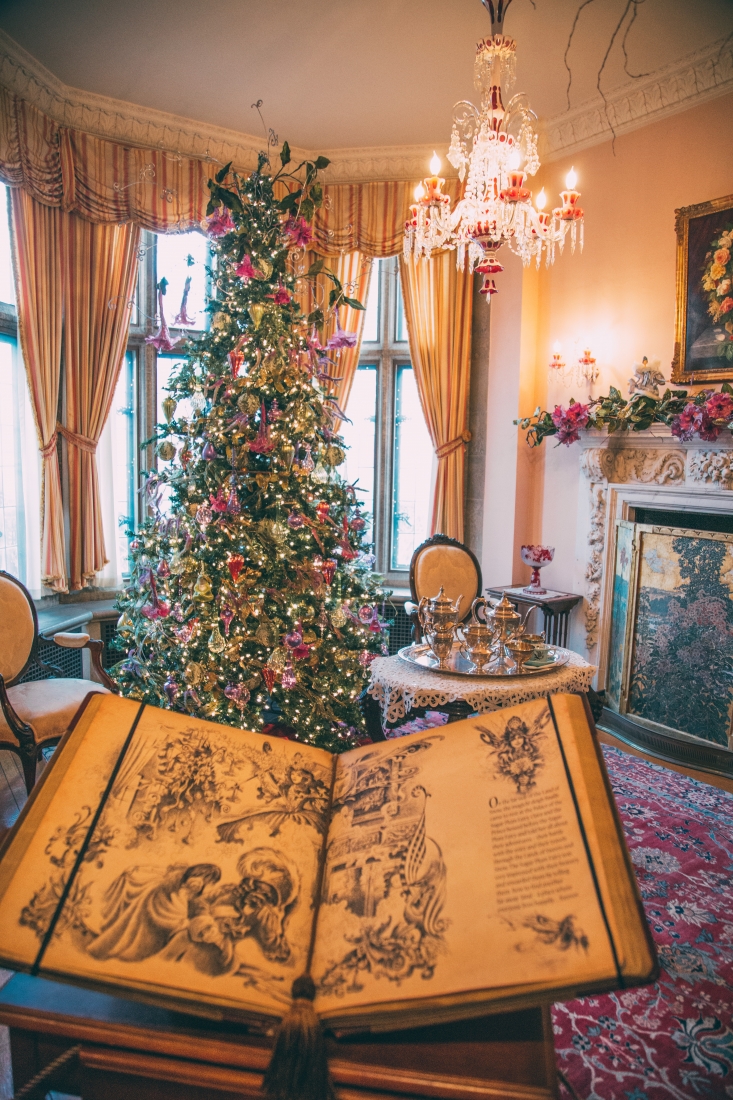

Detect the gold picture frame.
xmin=671 ymin=192 xmax=733 ymax=383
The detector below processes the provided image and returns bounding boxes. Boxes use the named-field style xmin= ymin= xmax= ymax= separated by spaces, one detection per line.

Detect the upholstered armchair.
xmin=0 ymin=571 xmax=117 ymax=793
xmin=404 ymin=534 xmax=483 ymax=642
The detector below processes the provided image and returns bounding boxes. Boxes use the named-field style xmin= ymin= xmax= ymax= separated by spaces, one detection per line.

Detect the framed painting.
xmin=671 ymin=193 xmax=733 ymax=383
xmin=616 ymin=523 xmax=733 ymax=750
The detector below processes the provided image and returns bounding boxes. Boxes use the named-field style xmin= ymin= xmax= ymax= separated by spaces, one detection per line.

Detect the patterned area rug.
xmin=554 ymin=745 xmax=733 ymax=1100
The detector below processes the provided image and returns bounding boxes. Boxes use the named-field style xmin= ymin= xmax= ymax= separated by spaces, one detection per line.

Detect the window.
xmin=340 ymin=258 xmax=433 ymax=582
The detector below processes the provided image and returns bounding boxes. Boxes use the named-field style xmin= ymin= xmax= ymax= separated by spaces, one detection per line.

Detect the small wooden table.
xmin=485 ymin=587 xmax=583 ymax=649
xmin=0 ymin=972 xmax=558 ymax=1099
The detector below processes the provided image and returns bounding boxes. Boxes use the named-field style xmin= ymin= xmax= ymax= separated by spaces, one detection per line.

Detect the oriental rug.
xmin=554 ymin=745 xmax=733 ymax=1100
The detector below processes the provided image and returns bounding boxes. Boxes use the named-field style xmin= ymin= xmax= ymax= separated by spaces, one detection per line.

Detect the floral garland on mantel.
xmin=516 ymin=385 xmax=733 ymax=447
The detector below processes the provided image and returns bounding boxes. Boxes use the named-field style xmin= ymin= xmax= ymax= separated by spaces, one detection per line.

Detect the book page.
xmin=0 ymin=696 xmax=333 ymax=1018
xmin=312 ymin=697 xmax=619 ymax=1018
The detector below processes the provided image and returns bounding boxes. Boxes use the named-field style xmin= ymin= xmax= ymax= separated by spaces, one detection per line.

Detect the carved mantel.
xmin=578 ymin=427 xmax=733 ymax=661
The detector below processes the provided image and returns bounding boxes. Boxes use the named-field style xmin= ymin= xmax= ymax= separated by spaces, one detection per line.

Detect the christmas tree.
xmin=114 ymin=147 xmax=389 ymax=751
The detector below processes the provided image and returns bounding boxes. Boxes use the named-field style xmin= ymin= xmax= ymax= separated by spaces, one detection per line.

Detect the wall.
xmin=478 ymin=92 xmax=733 ymax=649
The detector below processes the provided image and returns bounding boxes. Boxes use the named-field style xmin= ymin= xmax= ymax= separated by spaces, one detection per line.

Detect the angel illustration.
xmin=478 ymin=709 xmax=551 ymax=794
xmin=216 ymin=753 xmax=329 ymax=842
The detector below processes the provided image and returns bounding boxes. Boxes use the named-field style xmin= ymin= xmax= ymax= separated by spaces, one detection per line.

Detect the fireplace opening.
xmin=631 ymin=507 xmax=733 ymax=534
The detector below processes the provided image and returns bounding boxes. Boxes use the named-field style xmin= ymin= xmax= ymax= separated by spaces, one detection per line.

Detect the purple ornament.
xmin=284 ymin=629 xmax=303 ymax=649
xmin=196 ymin=503 xmax=213 ymax=529
xmin=224 ymin=682 xmax=250 ymax=711
xmin=287 ymin=512 xmax=305 ymax=529
xmin=156 ymin=558 xmax=171 ymax=579
xmin=202 ymin=440 xmax=217 ymax=460
xmin=163 ymin=674 xmax=178 ymax=703
xmin=281 ymin=662 xmax=297 ymax=689
xmin=221 ymin=604 xmax=235 ymax=636
xmin=226 ymin=488 xmax=241 ymax=514
xmin=358 ymin=605 xmax=373 ymax=624
xmin=358 ymin=650 xmax=377 ymax=668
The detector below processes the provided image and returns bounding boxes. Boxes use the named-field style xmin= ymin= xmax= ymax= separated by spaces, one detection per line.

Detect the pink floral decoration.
xmin=550 ymin=401 xmax=590 ymax=445
xmin=235 ymin=255 xmax=259 ymax=282
xmin=282 ymin=216 xmax=314 ymax=248
xmin=145 ymin=289 xmax=180 ymax=352
xmin=268 ymin=283 xmax=291 ymax=305
xmin=706 ymin=392 xmax=733 ymax=421
xmin=206 ymin=207 xmax=236 ymax=237
xmin=173 ymin=276 xmax=196 ymax=327
xmin=672 ymin=403 xmax=719 ymax=443
xmin=327 ymin=315 xmax=358 ymax=349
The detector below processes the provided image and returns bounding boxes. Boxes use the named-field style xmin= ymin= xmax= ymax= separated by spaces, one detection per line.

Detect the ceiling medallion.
xmin=403 ymin=0 xmax=584 ymax=298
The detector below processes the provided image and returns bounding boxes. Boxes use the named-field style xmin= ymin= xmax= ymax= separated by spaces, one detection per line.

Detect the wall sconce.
xmin=549 ymin=342 xmax=599 ymax=388
xmin=549 ymin=341 xmax=565 ymax=373
xmin=577 ymin=347 xmax=599 ymax=387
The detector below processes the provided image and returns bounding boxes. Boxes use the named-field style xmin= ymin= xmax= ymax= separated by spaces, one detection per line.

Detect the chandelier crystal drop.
xmin=403 ymin=0 xmax=585 ymax=298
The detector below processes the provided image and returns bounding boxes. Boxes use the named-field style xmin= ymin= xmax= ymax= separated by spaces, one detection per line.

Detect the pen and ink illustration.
xmin=112 ymin=726 xmax=330 ymax=847
xmin=317 ymin=736 xmax=449 ymax=996
xmin=523 ymin=913 xmax=589 ymax=952
xmin=17 ymin=720 xmax=327 ymax=1004
xmin=478 ymin=707 xmax=552 ymax=794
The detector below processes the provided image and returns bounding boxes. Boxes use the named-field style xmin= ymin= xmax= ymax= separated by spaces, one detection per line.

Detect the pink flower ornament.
xmin=206 ymin=207 xmax=236 ymax=238
xmin=282 ymin=216 xmax=314 ymax=249
xmin=234 ymin=255 xmax=259 ymax=282
xmin=327 ymin=314 xmax=358 ymax=350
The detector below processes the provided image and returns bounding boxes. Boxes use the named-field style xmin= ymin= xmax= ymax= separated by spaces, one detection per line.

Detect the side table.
xmin=0 ymin=972 xmax=559 ymax=1099
xmin=486 ymin=587 xmax=583 ymax=648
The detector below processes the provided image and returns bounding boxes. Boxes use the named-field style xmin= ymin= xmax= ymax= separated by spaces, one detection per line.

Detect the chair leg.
xmin=19 ymin=748 xmax=38 ymax=795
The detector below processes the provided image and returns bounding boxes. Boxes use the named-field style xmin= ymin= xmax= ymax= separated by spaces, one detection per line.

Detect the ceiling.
xmin=0 ymin=0 xmax=731 ymax=152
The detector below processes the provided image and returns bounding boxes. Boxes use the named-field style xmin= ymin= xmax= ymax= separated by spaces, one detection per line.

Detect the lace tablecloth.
xmin=368 ymin=649 xmax=597 ymax=725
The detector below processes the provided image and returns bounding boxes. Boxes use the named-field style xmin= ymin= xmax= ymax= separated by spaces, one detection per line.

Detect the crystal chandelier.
xmin=403 ymin=0 xmax=584 ymax=298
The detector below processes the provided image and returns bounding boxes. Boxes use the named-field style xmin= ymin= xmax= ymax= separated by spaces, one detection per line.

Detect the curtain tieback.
xmin=435 ymin=429 xmax=472 ymax=460
xmin=57 ymin=423 xmax=98 ymax=454
xmin=40 ymin=433 xmax=58 ymax=459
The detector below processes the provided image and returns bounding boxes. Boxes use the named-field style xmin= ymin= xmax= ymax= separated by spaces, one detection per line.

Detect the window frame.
xmin=356 ymin=256 xmax=416 ymax=587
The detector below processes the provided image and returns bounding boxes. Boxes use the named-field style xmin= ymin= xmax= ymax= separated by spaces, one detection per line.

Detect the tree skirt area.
xmin=554 ymin=744 xmax=733 ymax=1100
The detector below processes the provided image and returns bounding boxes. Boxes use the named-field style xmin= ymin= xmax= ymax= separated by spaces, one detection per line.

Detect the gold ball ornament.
xmin=185 ymin=661 xmax=205 ymax=685
xmin=212 ymin=311 xmax=229 ymax=331
xmin=238 ymin=392 xmax=260 ymax=415
xmin=325 ymin=444 xmax=345 ymax=467
xmin=156 ymin=440 xmax=176 ymax=462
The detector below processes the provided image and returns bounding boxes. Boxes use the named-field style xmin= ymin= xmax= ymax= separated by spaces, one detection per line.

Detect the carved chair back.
xmin=409 ymin=535 xmax=482 ymax=626
xmin=0 ymin=571 xmax=38 ymax=686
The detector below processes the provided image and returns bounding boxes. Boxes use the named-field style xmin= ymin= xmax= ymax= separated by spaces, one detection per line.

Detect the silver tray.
xmin=397 ymin=642 xmax=570 ymax=678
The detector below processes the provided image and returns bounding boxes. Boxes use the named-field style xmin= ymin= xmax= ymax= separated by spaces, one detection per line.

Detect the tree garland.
xmin=516 ymin=383 xmax=733 ymax=447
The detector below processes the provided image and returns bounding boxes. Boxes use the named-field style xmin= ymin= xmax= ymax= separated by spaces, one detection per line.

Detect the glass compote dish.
xmin=520 ymin=544 xmax=554 ymax=596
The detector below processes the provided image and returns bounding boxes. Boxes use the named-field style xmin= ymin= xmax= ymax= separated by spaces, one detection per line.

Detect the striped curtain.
xmin=9 ymin=188 xmax=66 ymax=590
xmin=399 ymin=250 xmax=474 ymax=541
xmin=61 ymin=214 xmax=140 ymax=590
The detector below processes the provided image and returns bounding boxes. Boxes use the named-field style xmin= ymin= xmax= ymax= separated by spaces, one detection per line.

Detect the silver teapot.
xmin=418 ymin=587 xmax=463 ymax=669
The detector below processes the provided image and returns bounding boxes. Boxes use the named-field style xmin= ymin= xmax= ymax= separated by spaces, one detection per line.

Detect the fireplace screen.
xmin=608 ymin=520 xmax=733 ymax=750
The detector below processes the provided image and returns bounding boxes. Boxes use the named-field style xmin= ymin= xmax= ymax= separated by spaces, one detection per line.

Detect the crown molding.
xmin=0 ymin=28 xmax=731 ymax=183
xmin=540 ymin=34 xmax=733 ymax=162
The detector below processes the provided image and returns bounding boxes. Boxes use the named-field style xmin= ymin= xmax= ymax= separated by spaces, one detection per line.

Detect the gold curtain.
xmin=9 ymin=188 xmax=66 ymax=591
xmin=294 ymin=250 xmax=373 ymax=423
xmin=61 ymin=214 xmax=141 ymax=590
xmin=399 ymin=251 xmax=474 ymax=541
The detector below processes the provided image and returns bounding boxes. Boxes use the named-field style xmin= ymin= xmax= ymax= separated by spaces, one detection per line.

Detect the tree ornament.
xmin=325 ymin=443 xmax=345 ymax=467
xmin=196 ymin=502 xmax=213 ymax=529
xmin=269 ymin=398 xmax=282 ymax=420
xmin=212 ymin=311 xmax=229 ymax=330
xmin=191 ymin=385 xmax=206 ymax=413
xmin=224 ymin=682 xmax=250 ymax=711
xmin=226 ymin=487 xmax=241 ymax=514
xmin=169 ymin=550 xmax=187 ymax=575
xmin=228 ymin=349 xmax=245 ymax=377
xmin=268 ymin=647 xmax=287 ymax=672
xmin=220 ymin=603 xmax=235 ymax=635
xmin=210 ymin=487 xmax=228 ymax=513
xmin=287 ymin=511 xmax=305 ymax=529
xmin=369 ymin=607 xmax=383 ymax=633
xmin=350 ymin=511 xmax=366 ymax=532
xmin=163 ymin=674 xmax=179 ymax=703
xmin=202 ymin=440 xmax=217 ymax=460
xmin=281 ymin=661 xmax=297 ymax=689
xmin=317 ymin=604 xmax=329 ymax=633
xmin=321 ymin=558 xmax=337 ymax=585
xmin=157 ymin=440 xmax=176 ymax=462
xmin=259 ymin=258 xmax=274 ymax=279
xmin=156 ymin=558 xmax=171 ymax=579
xmin=162 ymin=396 xmax=177 ymax=424
xmin=249 ymin=403 xmax=275 ymax=455
xmin=359 ymin=650 xmax=376 ymax=667
xmin=194 ymin=571 xmax=214 ymax=600
xmin=331 ymin=603 xmax=347 ymax=628
xmin=117 ymin=611 xmax=134 ymax=636
xmin=281 ymin=444 xmax=296 ymax=470
xmin=238 ymin=391 xmax=260 ymax=415
xmin=262 ymin=666 xmax=276 ymax=693
xmin=358 ymin=605 xmax=374 ymax=624
xmin=270 ymin=520 xmax=288 ymax=544
xmin=208 ymin=625 xmax=226 ymax=654
xmin=315 ymin=500 xmax=330 ymax=524
xmin=175 ymin=618 xmax=198 ymax=644
xmin=227 ymin=553 xmax=245 ymax=584
xmin=300 ymin=443 xmax=315 ymax=473
xmin=248 ymin=302 xmax=266 ymax=330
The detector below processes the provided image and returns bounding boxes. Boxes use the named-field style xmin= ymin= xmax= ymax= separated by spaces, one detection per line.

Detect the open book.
xmin=0 ymin=693 xmax=656 ymax=1032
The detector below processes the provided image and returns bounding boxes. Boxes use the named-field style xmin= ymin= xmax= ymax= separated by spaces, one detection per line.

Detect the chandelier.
xmin=403 ymin=0 xmax=584 ymax=298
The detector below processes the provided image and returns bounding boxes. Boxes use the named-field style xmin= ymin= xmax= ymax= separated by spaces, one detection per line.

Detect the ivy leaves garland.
xmin=516 ymin=383 xmax=733 ymax=448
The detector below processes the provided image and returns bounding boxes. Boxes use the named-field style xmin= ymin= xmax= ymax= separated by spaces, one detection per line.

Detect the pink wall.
xmin=503 ymin=93 xmax=733 ymax=616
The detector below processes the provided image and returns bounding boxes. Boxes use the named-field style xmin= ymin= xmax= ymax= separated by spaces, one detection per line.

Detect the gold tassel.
xmin=262 ymin=975 xmax=335 ymax=1100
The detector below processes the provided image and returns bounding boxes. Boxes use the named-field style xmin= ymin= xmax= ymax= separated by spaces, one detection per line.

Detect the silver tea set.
xmin=417 ymin=588 xmax=552 ymax=675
